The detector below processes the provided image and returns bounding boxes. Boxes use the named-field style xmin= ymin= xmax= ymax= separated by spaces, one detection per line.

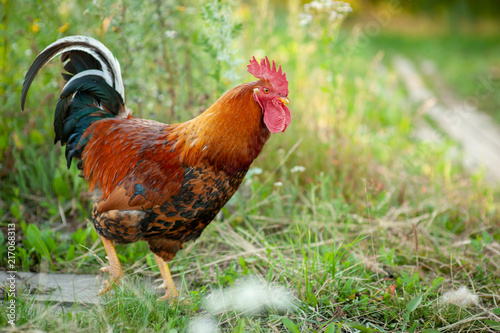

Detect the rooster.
xmin=21 ymin=36 xmax=291 ymax=300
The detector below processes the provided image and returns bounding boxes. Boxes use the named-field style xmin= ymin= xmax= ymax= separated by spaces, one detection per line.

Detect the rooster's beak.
xmin=280 ymin=97 xmax=290 ymax=105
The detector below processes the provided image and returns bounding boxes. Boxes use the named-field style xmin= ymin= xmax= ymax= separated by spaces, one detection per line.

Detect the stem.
xmin=1 ymin=0 xmax=9 ymax=103
xmin=154 ymin=0 xmax=177 ymax=120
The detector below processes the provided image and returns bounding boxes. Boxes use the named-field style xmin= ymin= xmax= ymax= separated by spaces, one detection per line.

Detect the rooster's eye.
xmin=263 ymin=88 xmax=269 ymax=93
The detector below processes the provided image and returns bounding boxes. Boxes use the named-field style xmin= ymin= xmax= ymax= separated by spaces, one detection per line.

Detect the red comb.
xmin=247 ymin=56 xmax=288 ymax=96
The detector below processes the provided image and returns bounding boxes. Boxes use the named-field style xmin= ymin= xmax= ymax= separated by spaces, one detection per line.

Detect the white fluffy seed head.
xmin=202 ymin=277 xmax=294 ymax=315
xmin=440 ymin=286 xmax=479 ymax=308
xmin=187 ymin=316 xmax=220 ymax=333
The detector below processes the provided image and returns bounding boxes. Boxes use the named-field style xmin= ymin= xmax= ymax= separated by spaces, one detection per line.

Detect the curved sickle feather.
xmin=21 ymin=36 xmax=124 ymax=110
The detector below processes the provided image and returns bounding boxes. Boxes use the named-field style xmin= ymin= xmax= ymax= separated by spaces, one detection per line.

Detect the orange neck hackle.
xmin=168 ymin=81 xmax=270 ymax=174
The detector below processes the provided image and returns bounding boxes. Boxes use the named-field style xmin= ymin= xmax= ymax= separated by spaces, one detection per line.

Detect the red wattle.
xmin=263 ymin=101 xmax=291 ymax=133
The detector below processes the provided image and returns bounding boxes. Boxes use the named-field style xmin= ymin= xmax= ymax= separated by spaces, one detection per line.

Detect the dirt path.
xmin=1 ymin=271 xmax=100 ymax=307
xmin=393 ymin=55 xmax=500 ymax=184
xmin=1 ymin=270 xmax=168 ymax=309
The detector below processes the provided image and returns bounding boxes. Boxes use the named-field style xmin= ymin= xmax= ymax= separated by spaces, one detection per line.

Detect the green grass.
xmin=2 ymin=0 xmax=500 ymax=332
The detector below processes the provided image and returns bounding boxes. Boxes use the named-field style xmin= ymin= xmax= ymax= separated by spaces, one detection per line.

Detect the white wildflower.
xmin=274 ymin=182 xmax=283 ymax=187
xmin=246 ymin=167 xmax=263 ymax=178
xmin=299 ymin=0 xmax=352 ymax=39
xmin=298 ymin=13 xmax=313 ymax=26
xmin=308 ymin=1 xmax=323 ymax=10
xmin=165 ymin=30 xmax=178 ymax=39
xmin=290 ymin=165 xmax=306 ymax=173
xmin=203 ymin=277 xmax=294 ymax=315
xmin=440 ymin=286 xmax=479 ymax=308
xmin=188 ymin=316 xmax=220 ymax=333
xmin=328 ymin=11 xmax=338 ymax=22
xmin=337 ymin=3 xmax=353 ymax=13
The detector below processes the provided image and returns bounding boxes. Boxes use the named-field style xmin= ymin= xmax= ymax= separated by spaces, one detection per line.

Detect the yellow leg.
xmin=154 ymin=254 xmax=179 ymax=301
xmin=98 ymin=236 xmax=124 ymax=295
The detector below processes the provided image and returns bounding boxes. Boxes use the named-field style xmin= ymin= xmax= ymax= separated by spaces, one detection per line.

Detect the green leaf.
xmin=281 ymin=317 xmax=300 ymax=333
xmin=17 ymin=247 xmax=30 ymax=271
xmin=493 ymin=308 xmax=500 ymax=315
xmin=239 ymin=256 xmax=248 ymax=275
xmin=146 ymin=254 xmax=157 ymax=271
xmin=430 ymin=277 xmax=443 ymax=291
xmin=66 ymin=244 xmax=76 ymax=261
xmin=235 ymin=319 xmax=245 ymax=333
xmin=345 ymin=322 xmax=378 ymax=333
xmin=72 ymin=229 xmax=87 ymax=244
xmin=26 ymin=224 xmax=52 ymax=264
xmin=422 ymin=330 xmax=440 ymax=333
xmin=89 ymin=226 xmax=99 ymax=242
xmin=325 ymin=322 xmax=341 ymax=333
xmin=41 ymin=230 xmax=57 ymax=252
xmin=0 ymin=232 xmax=5 ymax=263
xmin=485 ymin=320 xmax=500 ymax=330
xmin=406 ymin=295 xmax=423 ymax=313
xmin=10 ymin=203 xmax=21 ymax=219
xmin=20 ymin=222 xmax=28 ymax=237
xmin=53 ymin=172 xmax=70 ymax=198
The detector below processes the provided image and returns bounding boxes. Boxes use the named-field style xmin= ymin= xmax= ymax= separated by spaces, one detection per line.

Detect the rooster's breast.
xmin=143 ymin=165 xmax=247 ymax=242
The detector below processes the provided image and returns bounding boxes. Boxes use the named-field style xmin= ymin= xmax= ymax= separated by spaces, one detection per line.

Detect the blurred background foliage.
xmin=1 ymin=0 xmax=500 ymax=330
xmin=370 ymin=0 xmax=500 ymax=21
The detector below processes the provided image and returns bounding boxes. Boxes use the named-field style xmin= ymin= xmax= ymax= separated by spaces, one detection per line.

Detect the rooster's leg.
xmin=98 ymin=236 xmax=124 ymax=295
xmin=154 ymin=254 xmax=179 ymax=302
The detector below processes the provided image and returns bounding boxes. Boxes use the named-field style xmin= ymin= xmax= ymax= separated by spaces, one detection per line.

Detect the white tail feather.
xmin=39 ymin=36 xmax=125 ymax=100
xmin=63 ymin=69 xmax=112 ymax=91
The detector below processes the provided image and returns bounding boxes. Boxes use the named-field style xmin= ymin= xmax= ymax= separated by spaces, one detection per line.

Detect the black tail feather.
xmin=21 ymin=36 xmax=127 ymax=168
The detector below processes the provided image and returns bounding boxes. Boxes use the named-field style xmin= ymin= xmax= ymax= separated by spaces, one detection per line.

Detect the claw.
xmin=156 ymin=279 xmax=179 ymax=302
xmin=98 ymin=269 xmax=122 ymax=295
xmin=98 ymin=280 xmax=112 ymax=296
xmin=157 ymin=283 xmax=179 ymax=298
xmin=156 ymin=283 xmax=180 ymax=303
xmin=157 ymin=291 xmax=180 ymax=304
xmin=156 ymin=283 xmax=167 ymax=290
